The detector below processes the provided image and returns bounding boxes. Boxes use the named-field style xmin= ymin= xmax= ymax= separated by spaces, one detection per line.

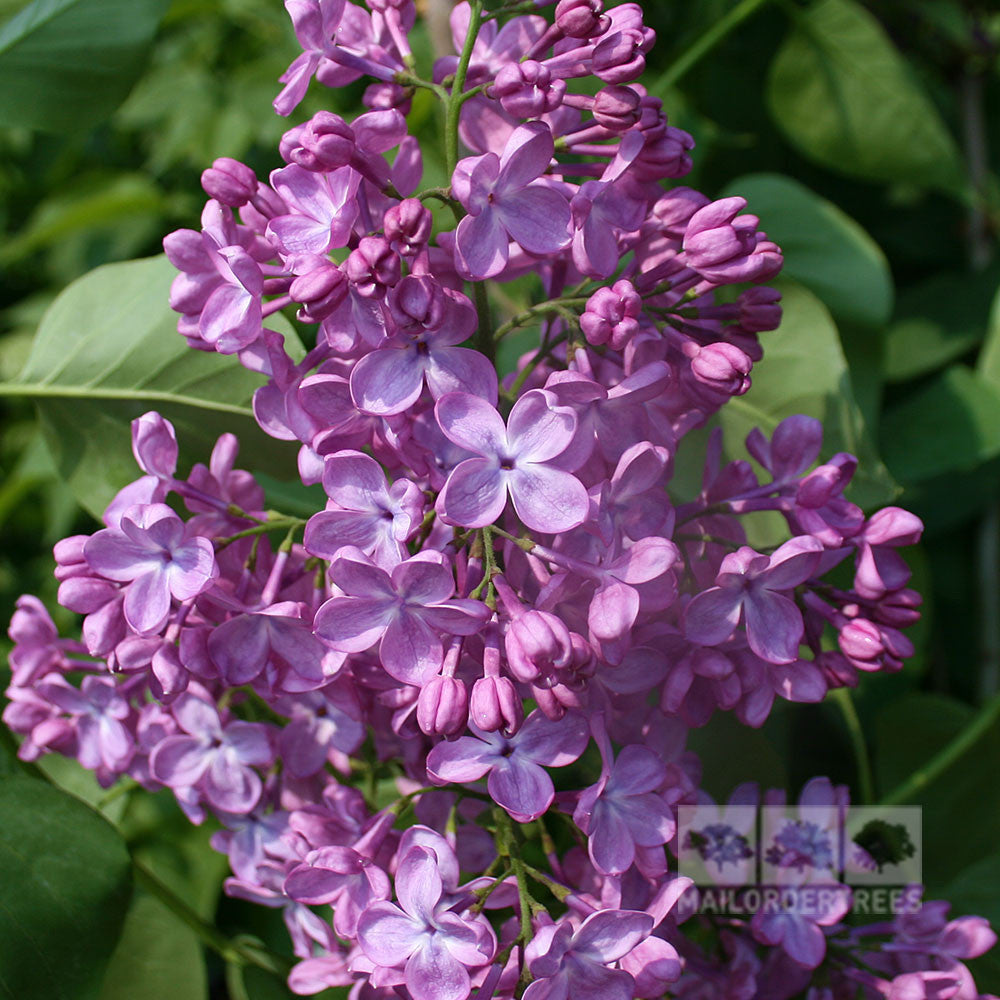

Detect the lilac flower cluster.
xmin=4 ymin=1 xmax=994 ymax=997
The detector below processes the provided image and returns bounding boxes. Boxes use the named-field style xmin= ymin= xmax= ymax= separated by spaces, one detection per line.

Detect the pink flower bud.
xmin=201 ymin=157 xmax=258 ymax=207
xmin=470 ymin=675 xmax=523 ymax=735
xmin=737 ymin=286 xmax=782 ymax=332
xmin=580 ymin=279 xmax=642 ymax=350
xmin=290 ymin=262 xmax=349 ymax=321
xmin=874 ymin=588 xmax=922 ymax=628
xmin=555 ymin=0 xmax=608 ymax=38
xmin=364 ymin=82 xmax=412 ymax=114
xmin=388 ymin=274 xmax=446 ymax=333
xmin=417 ymin=676 xmax=468 ymax=736
xmin=345 ymin=237 xmax=401 ymax=296
xmin=593 ymin=28 xmax=651 ymax=85
xmin=838 ymin=618 xmax=883 ymax=667
xmin=384 ymin=198 xmax=432 ymax=256
xmin=505 ymin=610 xmax=573 ymax=683
xmin=492 ymin=61 xmax=565 ymax=118
xmin=631 ymin=126 xmax=695 ymax=181
xmin=54 ymin=535 xmax=89 ymax=567
xmin=652 ymin=187 xmax=710 ymax=238
xmin=796 ymin=454 xmax=856 ymax=509
xmin=131 ymin=412 xmax=178 ymax=479
xmin=592 ymin=84 xmax=641 ymax=132
xmin=690 ymin=342 xmax=752 ymax=396
xmin=282 ymin=113 xmax=356 ymax=172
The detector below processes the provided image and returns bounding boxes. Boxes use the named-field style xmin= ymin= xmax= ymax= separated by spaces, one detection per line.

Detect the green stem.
xmin=445 ymin=0 xmax=483 ymax=176
xmin=393 ymin=70 xmax=449 ymax=101
xmin=215 ymin=516 xmax=305 ymax=550
xmin=881 ymin=689 xmax=1000 ymax=806
xmin=133 ymin=860 xmax=292 ymax=976
xmin=0 ymin=381 xmax=253 ymax=417
xmin=509 ymin=331 xmax=569 ymax=399
xmin=830 ymin=688 xmax=875 ymax=804
xmin=493 ymin=297 xmax=591 ymax=342
xmin=472 ymin=280 xmax=496 ymax=367
xmin=654 ymin=0 xmax=772 ymax=92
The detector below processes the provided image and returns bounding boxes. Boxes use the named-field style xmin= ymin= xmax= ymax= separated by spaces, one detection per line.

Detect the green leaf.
xmin=0 ymin=255 xmax=300 ymax=520
xmin=0 ymin=0 xmax=171 ymax=131
xmin=876 ymin=694 xmax=1000 ymax=889
xmin=721 ymin=173 xmax=893 ymax=327
xmin=0 ymin=173 xmax=167 ymax=266
xmin=880 ymin=365 xmax=1000 ymax=483
xmin=976 ymin=281 xmax=1000 ymax=389
xmin=0 ymin=776 xmax=133 ymax=999
xmin=99 ymin=892 xmax=207 ymax=1000
xmin=766 ymin=0 xmax=964 ymax=194
xmin=885 ymin=267 xmax=1000 ymax=383
xmin=720 ymin=280 xmax=898 ymax=509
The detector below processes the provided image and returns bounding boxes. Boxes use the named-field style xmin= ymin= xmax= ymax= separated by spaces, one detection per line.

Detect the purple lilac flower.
xmin=304 ymin=449 xmax=423 ymax=568
xmin=150 ymin=690 xmax=272 ymax=813
xmin=684 ymin=536 xmax=823 ymax=664
xmin=523 ymin=909 xmax=654 ymax=1000
xmin=452 ymin=121 xmax=571 ymax=279
xmin=313 ymin=548 xmax=490 ymax=684
xmin=435 ymin=389 xmax=588 ymax=533
xmin=356 ymin=844 xmax=496 ymax=1000
xmin=426 ymin=709 xmax=589 ymax=821
xmin=84 ymin=503 xmax=218 ymax=635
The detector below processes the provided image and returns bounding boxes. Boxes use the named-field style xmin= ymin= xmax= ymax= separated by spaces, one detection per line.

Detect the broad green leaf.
xmin=688 ymin=710 xmax=789 ymax=800
xmin=120 ymin=789 xmax=227 ymax=918
xmin=721 ymin=173 xmax=893 ymax=327
xmin=720 ymin=280 xmax=898 ymax=509
xmin=885 ymin=267 xmax=1000 ymax=383
xmin=977 ymin=281 xmax=1000 ymax=389
xmin=99 ymin=893 xmax=207 ymax=1000
xmin=0 ymin=776 xmax=133 ymax=999
xmin=876 ymin=694 xmax=1000 ymax=890
xmin=880 ymin=365 xmax=1000 ymax=483
xmin=0 ymin=255 xmax=300 ymax=520
xmin=0 ymin=0 xmax=171 ymax=131
xmin=767 ymin=0 xmax=964 ymax=194
xmin=0 ymin=173 xmax=167 ymax=266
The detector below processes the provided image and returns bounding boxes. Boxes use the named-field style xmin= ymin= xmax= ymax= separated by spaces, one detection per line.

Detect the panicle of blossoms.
xmin=4 ymin=1 xmax=994 ymax=999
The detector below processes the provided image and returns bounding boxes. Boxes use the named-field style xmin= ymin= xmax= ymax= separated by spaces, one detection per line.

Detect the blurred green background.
xmin=1 ymin=0 xmax=1000 ymax=996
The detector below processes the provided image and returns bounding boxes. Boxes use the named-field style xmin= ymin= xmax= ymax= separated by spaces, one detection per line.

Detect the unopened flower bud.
xmin=364 ymin=82 xmax=412 ymax=114
xmin=417 ymin=676 xmax=468 ymax=736
xmin=505 ymin=610 xmax=573 ymax=683
xmin=796 ymin=454 xmax=856 ymax=509
xmin=555 ymin=0 xmax=607 ymax=38
xmin=470 ymin=675 xmax=523 ymax=735
xmin=132 ymin=412 xmax=178 ymax=479
xmin=384 ymin=198 xmax=433 ymax=256
xmin=737 ymin=286 xmax=782 ymax=332
xmin=652 ymin=187 xmax=710 ymax=239
xmin=388 ymin=274 xmax=446 ymax=333
xmin=290 ymin=262 xmax=349 ymax=321
xmin=54 ymin=535 xmax=89 ymax=568
xmin=838 ymin=618 xmax=884 ymax=667
xmin=282 ymin=113 xmax=356 ymax=171
xmin=690 ymin=342 xmax=752 ymax=396
xmin=345 ymin=236 xmax=401 ymax=297
xmin=593 ymin=28 xmax=650 ymax=85
xmin=874 ymin=588 xmax=922 ymax=628
xmin=592 ymin=84 xmax=641 ymax=132
xmin=492 ymin=61 xmax=565 ymax=118
xmin=201 ymin=157 xmax=258 ymax=207
xmin=631 ymin=127 xmax=694 ymax=181
xmin=580 ymin=279 xmax=642 ymax=350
